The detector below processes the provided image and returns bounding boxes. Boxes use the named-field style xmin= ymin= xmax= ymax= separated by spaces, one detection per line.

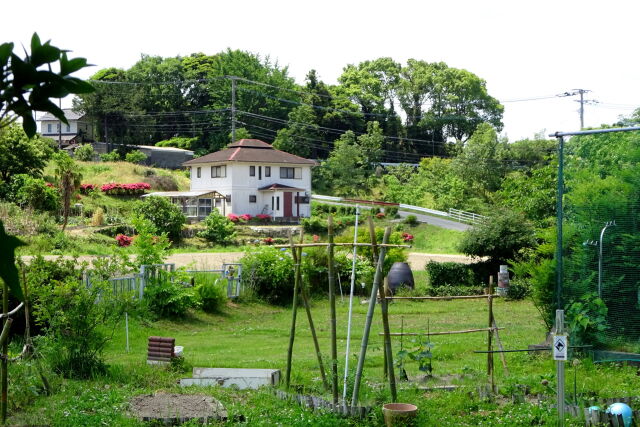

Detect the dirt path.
xmin=22 ymin=251 xmax=476 ymax=270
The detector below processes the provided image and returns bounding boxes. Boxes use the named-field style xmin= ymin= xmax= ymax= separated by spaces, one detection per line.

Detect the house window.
xmin=280 ymin=167 xmax=302 ymax=179
xmin=265 ymin=166 xmax=271 ymax=177
xmin=295 ymin=195 xmax=310 ymax=204
xmin=56 ymin=123 xmax=60 ymax=131
xmin=280 ymin=167 xmax=294 ymax=179
xmin=198 ymin=198 xmax=212 ymax=217
xmin=249 ymin=166 xmax=255 ymax=176
xmin=225 ymin=195 xmax=231 ymax=203
xmin=258 ymin=166 xmax=262 ymax=180
xmin=276 ymin=197 xmax=280 ymax=211
xmin=211 ymin=165 xmax=226 ymax=178
xmin=66 ymin=124 xmax=71 ymax=132
xmin=196 ymin=167 xmax=201 ymax=178
xmin=47 ymin=124 xmax=52 ymax=133
xmin=249 ymin=195 xmax=257 ymax=203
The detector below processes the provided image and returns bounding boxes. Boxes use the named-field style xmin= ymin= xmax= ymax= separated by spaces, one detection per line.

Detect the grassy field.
xmin=9 ymin=297 xmax=640 ymax=426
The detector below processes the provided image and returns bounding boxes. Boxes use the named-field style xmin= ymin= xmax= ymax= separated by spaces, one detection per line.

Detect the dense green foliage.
xmin=198 ymin=209 xmax=236 ymax=244
xmin=196 ymin=279 xmax=227 ymax=313
xmin=73 ymin=143 xmax=95 ymax=161
xmin=5 ymin=174 xmax=59 ymax=212
xmin=426 ymin=261 xmax=474 ymax=287
xmin=124 ymin=150 xmax=147 ymax=164
xmin=0 ymin=123 xmax=54 ymax=182
xmin=132 ymin=196 xmax=185 ymax=241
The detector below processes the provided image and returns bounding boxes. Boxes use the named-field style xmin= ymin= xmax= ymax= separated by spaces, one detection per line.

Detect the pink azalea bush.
xmin=115 ymin=234 xmax=133 ymax=247
xmin=256 ymin=214 xmax=270 ymax=223
xmin=79 ymin=183 xmax=96 ymax=194
xmin=227 ymin=213 xmax=239 ymax=223
xmin=101 ymin=182 xmax=151 ymax=195
xmin=239 ymin=214 xmax=252 ymax=222
xmin=263 ymin=237 xmax=274 ymax=245
xmin=402 ymin=232 xmax=414 ymax=242
xmin=375 ymin=212 xmax=386 ymax=219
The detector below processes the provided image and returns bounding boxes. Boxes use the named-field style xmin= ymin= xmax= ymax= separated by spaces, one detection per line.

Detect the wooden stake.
xmin=492 ymin=317 xmax=510 ymax=376
xmin=285 ymin=229 xmax=302 ymax=390
xmin=487 ymin=275 xmax=495 ymax=393
xmin=351 ymin=226 xmax=391 ymax=407
xmin=327 ymin=216 xmax=338 ymax=404
xmin=293 ymin=230 xmax=329 ymax=391
xmin=387 ymin=295 xmax=498 ymax=300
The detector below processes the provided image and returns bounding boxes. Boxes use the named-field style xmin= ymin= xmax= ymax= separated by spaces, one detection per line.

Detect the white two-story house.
xmin=144 ymin=139 xmax=316 ymax=221
xmin=38 ymin=109 xmax=94 ymax=146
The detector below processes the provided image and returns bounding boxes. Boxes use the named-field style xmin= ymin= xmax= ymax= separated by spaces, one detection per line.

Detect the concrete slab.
xmin=180 ymin=368 xmax=280 ymax=390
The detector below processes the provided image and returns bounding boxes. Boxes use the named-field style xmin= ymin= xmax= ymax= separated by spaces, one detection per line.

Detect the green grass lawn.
xmin=10 ymin=297 xmax=640 ymax=426
xmin=405 ymin=223 xmax=464 ymax=254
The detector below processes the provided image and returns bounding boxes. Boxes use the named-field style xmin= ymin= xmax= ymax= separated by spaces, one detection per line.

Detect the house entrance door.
xmin=283 ymin=192 xmax=293 ymax=217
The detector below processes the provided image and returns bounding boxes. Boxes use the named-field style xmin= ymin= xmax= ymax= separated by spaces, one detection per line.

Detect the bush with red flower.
xmin=263 ymin=237 xmax=274 ymax=245
xmin=101 ymin=182 xmax=151 ymax=195
xmin=115 ymin=234 xmax=133 ymax=247
xmin=239 ymin=214 xmax=252 ymax=222
xmin=256 ymin=214 xmax=271 ymax=224
xmin=375 ymin=212 xmax=386 ymax=219
xmin=402 ymin=232 xmax=414 ymax=242
xmin=79 ymin=183 xmax=96 ymax=194
xmin=227 ymin=213 xmax=239 ymax=223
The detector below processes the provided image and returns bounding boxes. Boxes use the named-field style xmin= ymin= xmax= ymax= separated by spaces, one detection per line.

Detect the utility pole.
xmin=58 ymin=98 xmax=63 ymax=149
xmin=557 ymin=89 xmax=597 ymax=129
xmin=231 ymin=76 xmax=237 ymax=142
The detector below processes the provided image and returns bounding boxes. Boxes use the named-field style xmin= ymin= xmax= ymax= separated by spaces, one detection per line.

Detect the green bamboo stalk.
xmin=351 ymin=226 xmax=391 ymax=407
xmin=376 ymin=246 xmax=397 ymax=401
xmin=294 ymin=230 xmax=329 ymax=390
xmin=327 ymin=216 xmax=338 ymax=403
xmin=285 ymin=230 xmax=302 ymax=389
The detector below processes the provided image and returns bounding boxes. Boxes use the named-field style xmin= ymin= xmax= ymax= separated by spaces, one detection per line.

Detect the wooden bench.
xmin=147 ymin=336 xmax=175 ymax=364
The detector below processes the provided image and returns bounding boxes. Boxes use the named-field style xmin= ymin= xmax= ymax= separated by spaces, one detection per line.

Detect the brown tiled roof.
xmin=183 ymin=139 xmax=316 ymax=166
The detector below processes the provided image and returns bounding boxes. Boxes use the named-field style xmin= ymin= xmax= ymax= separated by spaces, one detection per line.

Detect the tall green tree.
xmin=0 ymin=123 xmax=53 ymax=182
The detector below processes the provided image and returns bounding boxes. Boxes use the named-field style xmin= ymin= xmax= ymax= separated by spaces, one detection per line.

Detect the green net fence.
xmin=561 ymin=129 xmax=640 ymax=351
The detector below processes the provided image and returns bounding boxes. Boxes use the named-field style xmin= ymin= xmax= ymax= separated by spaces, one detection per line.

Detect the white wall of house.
xmin=40 ymin=119 xmax=93 ymax=138
xmin=189 ymin=161 xmax=312 ymax=217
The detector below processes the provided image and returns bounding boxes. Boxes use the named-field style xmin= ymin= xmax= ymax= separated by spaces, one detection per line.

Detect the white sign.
xmin=553 ymin=335 xmax=568 ymax=361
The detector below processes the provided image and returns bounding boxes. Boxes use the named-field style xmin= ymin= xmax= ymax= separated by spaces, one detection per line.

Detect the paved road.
xmin=21 ymin=251 xmax=476 ymax=270
xmin=313 ymin=200 xmax=471 ymax=231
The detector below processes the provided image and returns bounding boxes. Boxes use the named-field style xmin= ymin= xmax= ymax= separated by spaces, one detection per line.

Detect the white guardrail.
xmin=311 ymin=195 xmax=486 ymax=224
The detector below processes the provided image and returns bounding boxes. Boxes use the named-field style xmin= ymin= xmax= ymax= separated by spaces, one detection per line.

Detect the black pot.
xmin=386 ymin=262 xmax=414 ymax=294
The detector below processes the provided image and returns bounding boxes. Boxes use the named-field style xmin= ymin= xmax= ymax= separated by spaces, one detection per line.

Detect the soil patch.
xmin=130 ymin=393 xmax=227 ymax=423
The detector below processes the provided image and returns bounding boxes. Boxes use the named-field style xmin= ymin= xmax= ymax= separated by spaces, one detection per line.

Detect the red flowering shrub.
xmin=402 ymin=232 xmax=414 ymax=242
xmin=256 ymin=214 xmax=271 ymax=223
xmin=239 ymin=214 xmax=252 ymax=222
xmin=115 ymin=234 xmax=133 ymax=247
xmin=101 ymin=182 xmax=151 ymax=195
xmin=263 ymin=237 xmax=274 ymax=245
xmin=79 ymin=183 xmax=96 ymax=194
xmin=313 ymin=234 xmax=320 ymax=242
xmin=227 ymin=213 xmax=239 ymax=223
xmin=45 ymin=182 xmax=55 ymax=188
xmin=375 ymin=212 xmax=386 ymax=219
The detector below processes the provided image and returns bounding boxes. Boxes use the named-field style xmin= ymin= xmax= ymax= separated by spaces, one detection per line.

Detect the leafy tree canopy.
xmin=0 ymin=123 xmax=54 ymax=182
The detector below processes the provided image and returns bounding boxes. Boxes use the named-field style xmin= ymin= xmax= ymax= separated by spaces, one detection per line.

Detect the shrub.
xmin=241 ymin=247 xmax=294 ymax=305
xmin=375 ymin=212 xmax=385 ymax=219
xmin=196 ymin=279 xmax=226 ymax=313
xmin=8 ymin=174 xmax=60 ymax=212
xmin=403 ymin=215 xmax=419 ymax=226
xmin=130 ymin=216 xmax=170 ymax=266
xmin=74 ymin=144 xmax=95 ymax=161
xmin=115 ymin=234 xmax=132 ymax=247
xmin=101 ymin=182 xmax=151 ymax=196
xmin=256 ymin=214 xmax=270 ymax=223
xmin=198 ymin=210 xmax=236 ymax=245
xmin=402 ymin=232 xmax=414 ymax=242
xmin=100 ymin=151 xmax=121 ymax=162
xmin=385 ymin=206 xmax=399 ymax=217
xmin=426 ymin=261 xmax=474 ymax=287
xmin=505 ymin=279 xmax=531 ymax=301
xmin=301 ymin=216 xmax=326 ymax=234
xmin=144 ymin=272 xmax=198 ymax=318
xmin=79 ymin=183 xmax=96 ymax=194
xmin=132 ymin=196 xmax=185 ymax=241
xmin=125 ymin=150 xmax=147 ymax=164
xmin=239 ymin=214 xmax=251 ymax=222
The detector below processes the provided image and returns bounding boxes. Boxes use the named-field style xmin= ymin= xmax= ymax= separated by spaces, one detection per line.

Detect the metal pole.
xmin=231 ymin=77 xmax=236 ymax=142
xmin=555 ymin=136 xmax=564 ymax=310
xmin=556 ymin=309 xmax=565 ymax=427
xmin=342 ymin=206 xmax=359 ymax=403
xmin=579 ymin=91 xmax=584 ymax=129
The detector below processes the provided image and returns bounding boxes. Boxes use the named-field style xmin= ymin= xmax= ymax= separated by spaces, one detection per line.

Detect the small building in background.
xmin=38 ymin=109 xmax=94 ymax=146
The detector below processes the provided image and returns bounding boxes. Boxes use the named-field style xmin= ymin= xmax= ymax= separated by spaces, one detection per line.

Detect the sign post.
xmin=555 ymin=310 xmax=566 ymax=426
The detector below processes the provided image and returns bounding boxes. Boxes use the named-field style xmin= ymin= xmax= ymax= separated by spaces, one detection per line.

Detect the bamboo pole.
xmin=487 ymin=276 xmax=495 ymax=393
xmin=377 ymin=256 xmax=397 ymax=401
xmin=379 ymin=327 xmax=504 ymax=337
xmin=1 ymin=278 xmax=7 ymax=423
xmin=327 ymin=216 xmax=339 ymax=404
xmin=386 ymin=295 xmax=499 ymax=300
xmin=366 ymin=217 xmax=387 ymax=381
xmin=273 ymin=243 xmax=411 ymax=249
xmin=291 ymin=231 xmax=329 ymax=391
xmin=285 ymin=230 xmax=302 ymax=390
xmin=351 ymin=226 xmax=391 ymax=407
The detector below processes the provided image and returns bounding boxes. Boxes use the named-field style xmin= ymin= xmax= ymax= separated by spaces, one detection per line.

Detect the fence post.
xmin=139 ymin=265 xmax=146 ymax=300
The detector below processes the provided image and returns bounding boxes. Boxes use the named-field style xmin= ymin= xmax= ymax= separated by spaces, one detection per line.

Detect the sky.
xmin=3 ymin=0 xmax=639 ymax=141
